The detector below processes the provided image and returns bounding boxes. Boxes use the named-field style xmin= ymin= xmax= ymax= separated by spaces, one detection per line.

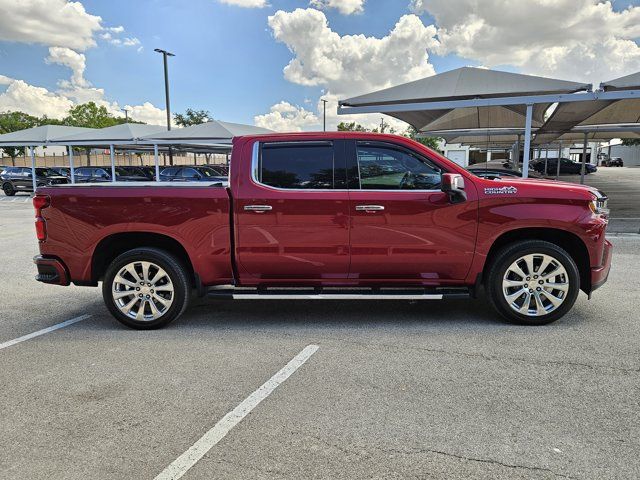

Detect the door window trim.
xmin=250 ymin=139 xmax=448 ymax=193
xmin=354 ymin=140 xmax=445 ymax=193
xmin=251 ymin=140 xmax=339 ymax=192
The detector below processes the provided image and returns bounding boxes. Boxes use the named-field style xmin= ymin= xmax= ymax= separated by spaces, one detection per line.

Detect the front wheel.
xmin=486 ymin=240 xmax=580 ymax=325
xmin=102 ymin=248 xmax=190 ymax=329
xmin=2 ymin=182 xmax=15 ymax=196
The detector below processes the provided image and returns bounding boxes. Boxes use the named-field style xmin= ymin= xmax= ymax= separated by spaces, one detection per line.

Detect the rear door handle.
xmin=355 ymin=205 xmax=385 ymax=212
xmin=244 ymin=205 xmax=273 ymax=212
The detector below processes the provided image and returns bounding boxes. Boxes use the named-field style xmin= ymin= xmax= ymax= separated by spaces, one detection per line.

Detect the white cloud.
xmin=0 ymin=80 xmax=74 ymax=118
xmin=254 ymin=101 xmax=319 ymax=131
xmin=0 ymin=75 xmax=15 ymax=86
xmin=268 ymin=8 xmax=438 ymax=98
xmin=123 ymin=102 xmax=168 ymax=126
xmin=0 ymin=0 xmax=102 ymax=51
xmin=416 ymin=0 xmax=640 ymax=84
xmin=122 ymin=37 xmax=141 ymax=47
xmin=106 ymin=26 xmax=124 ymax=33
xmin=45 ymin=47 xmax=89 ymax=87
xmin=309 ymin=0 xmax=364 ymax=15
xmin=258 ymin=8 xmax=437 ymax=133
xmin=218 ymin=0 xmax=267 ymax=7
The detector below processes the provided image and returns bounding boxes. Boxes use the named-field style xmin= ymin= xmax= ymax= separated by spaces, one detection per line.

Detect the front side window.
xmin=258 ymin=143 xmax=334 ymax=189
xmin=356 ymin=142 xmax=442 ymax=190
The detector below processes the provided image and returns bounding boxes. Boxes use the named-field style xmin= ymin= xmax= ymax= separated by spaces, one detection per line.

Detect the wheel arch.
xmin=91 ymin=232 xmax=196 ymax=287
xmin=482 ymin=227 xmax=591 ymax=293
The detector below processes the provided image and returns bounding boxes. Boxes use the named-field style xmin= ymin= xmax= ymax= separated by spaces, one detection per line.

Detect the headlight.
xmin=589 ymin=192 xmax=609 ymax=216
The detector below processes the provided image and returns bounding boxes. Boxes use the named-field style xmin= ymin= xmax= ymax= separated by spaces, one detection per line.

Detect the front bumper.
xmin=34 ymin=255 xmax=70 ymax=286
xmin=590 ymin=239 xmax=612 ymax=292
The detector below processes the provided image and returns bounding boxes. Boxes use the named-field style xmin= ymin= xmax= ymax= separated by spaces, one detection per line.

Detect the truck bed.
xmin=37 ymin=183 xmax=233 ymax=286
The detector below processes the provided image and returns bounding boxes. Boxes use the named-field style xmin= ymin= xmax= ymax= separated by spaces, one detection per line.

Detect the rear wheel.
xmin=102 ymin=248 xmax=190 ymax=329
xmin=486 ymin=240 xmax=580 ymax=325
xmin=2 ymin=182 xmax=15 ymax=196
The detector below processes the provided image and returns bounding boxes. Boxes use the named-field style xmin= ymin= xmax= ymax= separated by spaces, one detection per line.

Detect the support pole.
xmin=522 ymin=104 xmax=533 ymax=179
xmin=68 ymin=146 xmax=75 ymax=184
xmin=544 ymin=146 xmax=549 ymax=176
xmin=154 ymin=144 xmax=160 ymax=182
xmin=110 ymin=145 xmax=116 ymax=183
xmin=556 ymin=141 xmax=562 ymax=180
xmin=515 ymin=134 xmax=521 ymax=170
xmin=580 ymin=132 xmax=588 ymax=185
xmin=30 ymin=146 xmax=37 ymax=192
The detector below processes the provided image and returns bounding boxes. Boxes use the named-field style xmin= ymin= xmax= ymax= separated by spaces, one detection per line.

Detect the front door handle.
xmin=244 ymin=205 xmax=273 ymax=212
xmin=355 ymin=205 xmax=385 ymax=212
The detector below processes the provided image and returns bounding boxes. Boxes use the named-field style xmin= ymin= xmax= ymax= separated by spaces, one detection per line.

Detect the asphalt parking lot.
xmin=1 ymin=198 xmax=639 ymax=480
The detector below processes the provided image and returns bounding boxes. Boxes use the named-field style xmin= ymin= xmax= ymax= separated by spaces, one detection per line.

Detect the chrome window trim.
xmin=250 ymin=140 xmax=442 ymax=193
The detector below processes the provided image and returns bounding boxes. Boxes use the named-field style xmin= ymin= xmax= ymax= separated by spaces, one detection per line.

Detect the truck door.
xmin=347 ymin=140 xmax=477 ymax=282
xmin=235 ymin=139 xmax=350 ymax=281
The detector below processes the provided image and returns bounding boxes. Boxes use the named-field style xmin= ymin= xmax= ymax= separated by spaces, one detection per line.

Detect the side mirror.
xmin=441 ymin=173 xmax=467 ymax=203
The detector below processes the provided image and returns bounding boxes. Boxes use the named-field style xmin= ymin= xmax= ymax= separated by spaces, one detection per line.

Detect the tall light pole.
xmin=121 ymin=108 xmax=130 ymax=123
xmin=154 ymin=48 xmax=175 ymax=164
xmin=320 ymin=98 xmax=328 ymax=132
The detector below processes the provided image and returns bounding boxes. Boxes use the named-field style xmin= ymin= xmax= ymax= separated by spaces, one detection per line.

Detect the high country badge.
xmin=484 ymin=186 xmax=518 ymax=195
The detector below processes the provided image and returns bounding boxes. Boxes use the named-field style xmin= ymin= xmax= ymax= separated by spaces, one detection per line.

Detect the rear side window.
xmin=258 ymin=142 xmax=334 ymax=189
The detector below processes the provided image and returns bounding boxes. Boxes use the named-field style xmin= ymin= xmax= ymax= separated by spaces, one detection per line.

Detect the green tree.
xmin=404 ymin=126 xmax=442 ymax=151
xmin=337 ymin=121 xmax=368 ymax=132
xmin=63 ymin=102 xmax=125 ymax=129
xmin=174 ymin=108 xmax=211 ymax=127
xmin=621 ymin=139 xmax=640 ymax=146
xmin=62 ymin=102 xmax=128 ymax=165
xmin=0 ymin=111 xmax=40 ymax=166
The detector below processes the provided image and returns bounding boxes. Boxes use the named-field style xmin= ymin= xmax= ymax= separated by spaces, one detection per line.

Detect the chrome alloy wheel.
xmin=112 ymin=261 xmax=174 ymax=321
xmin=502 ymin=253 xmax=569 ymax=317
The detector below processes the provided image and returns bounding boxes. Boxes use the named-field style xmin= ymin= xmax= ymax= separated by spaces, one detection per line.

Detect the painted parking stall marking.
xmin=0 ymin=314 xmax=92 ymax=351
xmin=154 ymin=344 xmax=320 ymax=480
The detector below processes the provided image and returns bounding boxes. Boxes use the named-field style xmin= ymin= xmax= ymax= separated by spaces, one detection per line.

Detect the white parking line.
xmin=0 ymin=314 xmax=92 ymax=351
xmin=154 ymin=344 xmax=320 ymax=480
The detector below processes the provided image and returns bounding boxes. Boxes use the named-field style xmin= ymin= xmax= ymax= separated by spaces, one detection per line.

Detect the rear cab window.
xmin=256 ymin=141 xmax=337 ymax=189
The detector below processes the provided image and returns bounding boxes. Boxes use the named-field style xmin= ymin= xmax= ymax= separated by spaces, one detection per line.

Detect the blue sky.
xmin=1 ymin=0 xmax=640 ymax=130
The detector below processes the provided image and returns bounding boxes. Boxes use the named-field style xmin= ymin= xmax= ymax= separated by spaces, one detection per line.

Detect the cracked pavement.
xmin=1 ymin=200 xmax=639 ymax=479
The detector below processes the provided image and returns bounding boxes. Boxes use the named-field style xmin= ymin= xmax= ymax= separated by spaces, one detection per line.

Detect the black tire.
xmin=486 ymin=240 xmax=580 ymax=326
xmin=102 ymin=247 xmax=190 ymax=329
xmin=2 ymin=182 xmax=15 ymax=196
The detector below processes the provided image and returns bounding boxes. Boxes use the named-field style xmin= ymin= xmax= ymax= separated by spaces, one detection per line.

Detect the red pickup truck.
xmin=32 ymin=132 xmax=612 ymax=329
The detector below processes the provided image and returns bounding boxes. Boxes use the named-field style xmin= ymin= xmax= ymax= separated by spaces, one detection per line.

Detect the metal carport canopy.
xmin=138 ymin=120 xmax=273 ymax=147
xmin=339 ymin=67 xmax=640 ymax=179
xmin=339 ymin=67 xmax=590 ymax=131
xmin=0 ymin=125 xmax=96 ymax=191
xmin=50 ymin=123 xmax=168 ymax=183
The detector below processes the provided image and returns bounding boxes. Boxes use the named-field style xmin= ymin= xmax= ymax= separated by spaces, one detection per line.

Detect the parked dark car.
xmin=50 ymin=166 xmax=71 ymax=178
xmin=467 ymin=165 xmax=543 ymax=179
xmin=74 ymin=166 xmax=149 ymax=183
xmin=602 ymin=157 xmax=623 ymax=167
xmin=531 ymin=158 xmax=597 ymax=175
xmin=0 ymin=165 xmax=10 ymax=174
xmin=205 ymin=164 xmax=229 ymax=176
xmin=1 ymin=167 xmax=68 ymax=196
xmin=137 ymin=166 xmax=157 ymax=180
xmin=159 ymin=166 xmax=226 ymax=182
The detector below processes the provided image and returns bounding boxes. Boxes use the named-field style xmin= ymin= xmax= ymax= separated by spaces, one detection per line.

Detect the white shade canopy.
xmin=51 ymin=123 xmax=168 ymax=146
xmin=140 ymin=120 xmax=272 ymax=145
xmin=341 ymin=67 xmax=591 ymax=132
xmin=0 ymin=125 xmax=95 ymax=147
